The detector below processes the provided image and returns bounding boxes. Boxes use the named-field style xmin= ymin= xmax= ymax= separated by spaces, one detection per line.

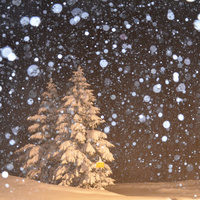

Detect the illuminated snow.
xmin=24 ymin=36 xmax=30 ymax=41
xmin=20 ymin=16 xmax=29 ymax=26
xmin=9 ymin=139 xmax=16 ymax=145
xmin=71 ymin=8 xmax=82 ymax=16
xmin=167 ymin=9 xmax=175 ymax=20
xmin=163 ymin=121 xmax=170 ymax=129
xmin=139 ymin=114 xmax=146 ymax=123
xmin=2 ymin=171 xmax=9 ymax=178
xmin=100 ymin=59 xmax=108 ymax=68
xmin=178 ymin=114 xmax=184 ymax=121
xmin=161 ymin=136 xmax=168 ymax=142
xmin=103 ymin=25 xmax=110 ymax=31
xmin=1 ymin=46 xmax=12 ymax=58
xmin=150 ymin=45 xmax=157 ymax=55
xmin=27 ymin=98 xmax=34 ymax=105
xmin=153 ymin=84 xmax=162 ymax=93
xmin=69 ymin=16 xmax=81 ymax=25
xmin=112 ymin=113 xmax=117 ymax=119
xmin=12 ymin=0 xmax=21 ymax=6
xmin=8 ymin=52 xmax=17 ymax=61
xmin=176 ymin=83 xmax=186 ymax=93
xmin=81 ymin=12 xmax=89 ymax=19
xmin=27 ymin=65 xmax=40 ymax=77
xmin=193 ymin=19 xmax=200 ymax=31
xmin=173 ymin=72 xmax=179 ymax=82
xmin=85 ymin=31 xmax=89 ymax=36
xmin=143 ymin=95 xmax=151 ymax=102
xmin=30 ymin=16 xmax=41 ymax=27
xmin=104 ymin=126 xmax=110 ymax=133
xmin=184 ymin=58 xmax=191 ymax=65
xmin=52 ymin=3 xmax=63 ymax=14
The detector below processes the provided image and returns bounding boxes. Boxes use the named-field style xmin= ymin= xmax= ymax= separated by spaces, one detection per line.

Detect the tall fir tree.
xmin=53 ymin=66 xmax=115 ymax=188
xmin=15 ymin=78 xmax=60 ymax=183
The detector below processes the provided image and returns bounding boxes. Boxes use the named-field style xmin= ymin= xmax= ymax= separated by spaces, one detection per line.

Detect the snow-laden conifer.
xmin=15 ymin=78 xmax=60 ymax=183
xmin=53 ymin=66 xmax=115 ymax=188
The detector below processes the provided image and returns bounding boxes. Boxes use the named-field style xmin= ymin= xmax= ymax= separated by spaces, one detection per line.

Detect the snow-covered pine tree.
xmin=15 ymin=78 xmax=60 ymax=183
xmin=53 ymin=66 xmax=115 ymax=189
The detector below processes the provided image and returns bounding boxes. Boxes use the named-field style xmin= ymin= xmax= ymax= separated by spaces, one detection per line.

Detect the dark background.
xmin=1 ymin=0 xmax=200 ymax=183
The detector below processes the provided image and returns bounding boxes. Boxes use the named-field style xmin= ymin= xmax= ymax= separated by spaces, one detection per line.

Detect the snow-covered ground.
xmin=1 ymin=175 xmax=200 ymax=200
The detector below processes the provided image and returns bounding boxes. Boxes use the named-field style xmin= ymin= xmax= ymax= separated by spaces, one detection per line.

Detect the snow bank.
xmin=1 ymin=174 xmax=199 ymax=200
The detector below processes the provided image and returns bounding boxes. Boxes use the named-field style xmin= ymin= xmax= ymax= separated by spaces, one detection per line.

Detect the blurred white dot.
xmin=30 ymin=16 xmax=41 ymax=27
xmin=58 ymin=54 xmax=62 ymax=59
xmin=100 ymin=59 xmax=108 ymax=68
xmin=104 ymin=126 xmax=110 ymax=133
xmin=161 ymin=136 xmax=168 ymax=142
xmin=2 ymin=171 xmax=9 ymax=178
xmin=52 ymin=3 xmax=63 ymax=14
xmin=85 ymin=31 xmax=89 ymax=36
xmin=9 ymin=139 xmax=16 ymax=145
xmin=178 ymin=114 xmax=184 ymax=121
xmin=27 ymin=98 xmax=34 ymax=105
xmin=163 ymin=121 xmax=170 ymax=129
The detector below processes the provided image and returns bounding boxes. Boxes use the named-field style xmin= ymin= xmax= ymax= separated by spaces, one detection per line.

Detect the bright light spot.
xmin=27 ymin=65 xmax=40 ymax=77
xmin=100 ymin=59 xmax=108 ymax=68
xmin=153 ymin=84 xmax=162 ymax=93
xmin=194 ymin=19 xmax=200 ymax=31
xmin=27 ymin=98 xmax=34 ymax=105
xmin=104 ymin=126 xmax=110 ymax=133
xmin=143 ymin=95 xmax=151 ymax=102
xmin=52 ymin=3 xmax=63 ymax=14
xmin=58 ymin=54 xmax=62 ymax=59
xmin=139 ymin=114 xmax=146 ymax=123
xmin=167 ymin=9 xmax=175 ymax=20
xmin=81 ymin=12 xmax=89 ymax=19
xmin=161 ymin=136 xmax=168 ymax=142
xmin=158 ymin=112 xmax=163 ymax=118
xmin=103 ymin=25 xmax=110 ymax=31
xmin=178 ymin=114 xmax=184 ymax=121
xmin=85 ymin=31 xmax=89 ymax=36
xmin=8 ymin=52 xmax=17 ymax=61
xmin=48 ymin=61 xmax=54 ymax=67
xmin=9 ymin=139 xmax=16 ymax=145
xmin=163 ymin=121 xmax=170 ymax=129
xmin=24 ymin=36 xmax=30 ymax=41
xmin=1 ymin=46 xmax=12 ymax=58
xmin=184 ymin=58 xmax=191 ymax=65
xmin=2 ymin=171 xmax=9 ymax=178
xmin=6 ymin=163 xmax=14 ymax=170
xmin=30 ymin=16 xmax=41 ymax=27
xmin=20 ymin=16 xmax=29 ymax=26
xmin=111 ymin=121 xmax=116 ymax=126
xmin=186 ymin=0 xmax=195 ymax=2
xmin=132 ymin=142 xmax=136 ymax=146
xmin=173 ymin=54 xmax=178 ymax=60
xmin=112 ymin=113 xmax=117 ymax=119
xmin=173 ymin=72 xmax=179 ymax=82
xmin=5 ymin=183 xmax=9 ymax=188
xmin=69 ymin=17 xmax=81 ymax=25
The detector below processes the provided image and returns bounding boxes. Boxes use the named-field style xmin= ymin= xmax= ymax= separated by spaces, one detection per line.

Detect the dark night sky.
xmin=1 ymin=0 xmax=200 ymax=183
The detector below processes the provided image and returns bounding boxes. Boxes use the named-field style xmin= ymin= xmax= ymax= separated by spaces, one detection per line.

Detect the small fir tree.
xmin=15 ymin=78 xmax=60 ymax=183
xmin=53 ymin=66 xmax=115 ymax=188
